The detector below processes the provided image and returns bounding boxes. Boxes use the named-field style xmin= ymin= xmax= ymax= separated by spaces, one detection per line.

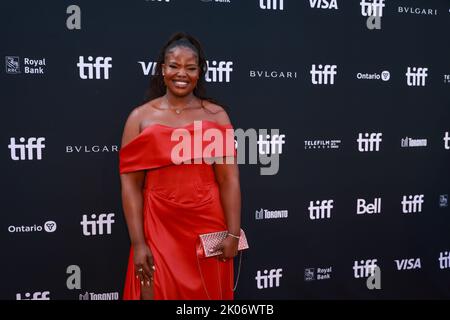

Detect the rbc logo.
xmin=80 ymin=213 xmax=115 ymax=236
xmin=255 ymin=268 xmax=283 ymax=289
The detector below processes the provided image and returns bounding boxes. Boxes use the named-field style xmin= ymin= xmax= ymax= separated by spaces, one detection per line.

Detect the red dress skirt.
xmin=119 ymin=120 xmax=237 ymax=300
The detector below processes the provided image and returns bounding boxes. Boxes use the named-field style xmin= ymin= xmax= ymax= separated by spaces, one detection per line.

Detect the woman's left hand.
xmin=213 ymin=235 xmax=239 ymax=262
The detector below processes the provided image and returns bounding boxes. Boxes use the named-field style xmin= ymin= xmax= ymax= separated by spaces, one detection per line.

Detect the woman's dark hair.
xmin=145 ymin=32 xmax=225 ymax=110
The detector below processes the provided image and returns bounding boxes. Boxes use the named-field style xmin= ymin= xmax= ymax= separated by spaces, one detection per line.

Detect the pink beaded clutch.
xmin=198 ymin=229 xmax=249 ymax=258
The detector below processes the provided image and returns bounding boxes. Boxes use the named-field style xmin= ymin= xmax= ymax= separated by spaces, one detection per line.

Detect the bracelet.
xmin=227 ymin=232 xmax=240 ymax=240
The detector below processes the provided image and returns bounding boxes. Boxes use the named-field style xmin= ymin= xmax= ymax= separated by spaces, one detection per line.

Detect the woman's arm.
xmin=120 ymin=107 xmax=154 ymax=293
xmin=213 ymin=158 xmax=242 ymax=259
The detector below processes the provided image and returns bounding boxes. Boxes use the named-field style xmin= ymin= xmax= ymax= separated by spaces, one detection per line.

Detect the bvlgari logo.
xmin=249 ymin=69 xmax=298 ymax=80
xmin=398 ymin=6 xmax=438 ymax=16
xmin=66 ymin=145 xmax=119 ymax=153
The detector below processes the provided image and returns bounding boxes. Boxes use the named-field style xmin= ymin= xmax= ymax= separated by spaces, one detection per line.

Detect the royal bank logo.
xmin=439 ymin=194 xmax=448 ymax=208
xmin=401 ymin=137 xmax=427 ymax=148
xmin=304 ymin=267 xmax=332 ymax=281
xmin=398 ymin=6 xmax=438 ymax=16
xmin=5 ymin=56 xmax=47 ymax=74
xmin=5 ymin=56 xmax=20 ymax=74
xmin=356 ymin=70 xmax=390 ymax=81
xmin=255 ymin=208 xmax=288 ymax=220
xmin=304 ymin=139 xmax=341 ymax=150
xmin=309 ymin=0 xmax=338 ymax=10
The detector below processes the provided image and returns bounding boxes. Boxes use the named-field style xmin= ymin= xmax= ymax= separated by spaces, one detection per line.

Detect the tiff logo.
xmin=357 ymin=198 xmax=381 ymax=215
xmin=439 ymin=251 xmax=450 ymax=269
xmin=360 ymin=0 xmax=385 ymax=17
xmin=260 ymin=0 xmax=284 ymax=10
xmin=16 ymin=291 xmax=50 ymax=300
xmin=357 ymin=133 xmax=382 ymax=152
xmin=310 ymin=64 xmax=337 ymax=85
xmin=401 ymin=195 xmax=424 ymax=213
xmin=257 ymin=134 xmax=285 ymax=154
xmin=406 ymin=67 xmax=428 ymax=86
xmin=444 ymin=132 xmax=450 ymax=150
xmin=77 ymin=56 xmax=112 ymax=79
xmin=8 ymin=137 xmax=45 ymax=160
xmin=308 ymin=200 xmax=334 ymax=220
xmin=255 ymin=268 xmax=283 ymax=289
xmin=81 ymin=213 xmax=115 ymax=236
xmin=309 ymin=0 xmax=338 ymax=9
xmin=205 ymin=60 xmax=233 ymax=82
xmin=353 ymin=259 xmax=378 ymax=278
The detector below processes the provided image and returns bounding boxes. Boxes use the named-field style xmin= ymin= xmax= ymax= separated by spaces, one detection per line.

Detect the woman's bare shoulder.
xmin=202 ymin=100 xmax=231 ymax=126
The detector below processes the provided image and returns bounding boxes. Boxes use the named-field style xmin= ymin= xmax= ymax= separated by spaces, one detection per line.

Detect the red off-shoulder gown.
xmin=119 ymin=120 xmax=237 ymax=300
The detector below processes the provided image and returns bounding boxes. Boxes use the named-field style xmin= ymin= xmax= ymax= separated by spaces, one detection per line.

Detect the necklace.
xmin=163 ymin=97 xmax=203 ymax=115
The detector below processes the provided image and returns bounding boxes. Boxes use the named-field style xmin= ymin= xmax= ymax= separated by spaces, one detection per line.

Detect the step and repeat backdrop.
xmin=1 ymin=0 xmax=449 ymax=300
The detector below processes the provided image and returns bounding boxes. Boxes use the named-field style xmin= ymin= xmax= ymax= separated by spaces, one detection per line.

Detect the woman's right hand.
xmin=133 ymin=243 xmax=155 ymax=287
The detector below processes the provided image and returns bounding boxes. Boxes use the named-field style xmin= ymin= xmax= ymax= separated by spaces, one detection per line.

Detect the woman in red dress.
xmin=119 ymin=33 xmax=241 ymax=300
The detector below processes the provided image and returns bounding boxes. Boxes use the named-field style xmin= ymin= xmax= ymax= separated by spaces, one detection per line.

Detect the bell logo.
xmin=80 ymin=213 xmax=115 ymax=236
xmin=255 ymin=268 xmax=283 ymax=289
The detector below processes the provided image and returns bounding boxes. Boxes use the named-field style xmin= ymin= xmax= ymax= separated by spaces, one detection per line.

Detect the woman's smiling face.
xmin=162 ymin=46 xmax=200 ymax=97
